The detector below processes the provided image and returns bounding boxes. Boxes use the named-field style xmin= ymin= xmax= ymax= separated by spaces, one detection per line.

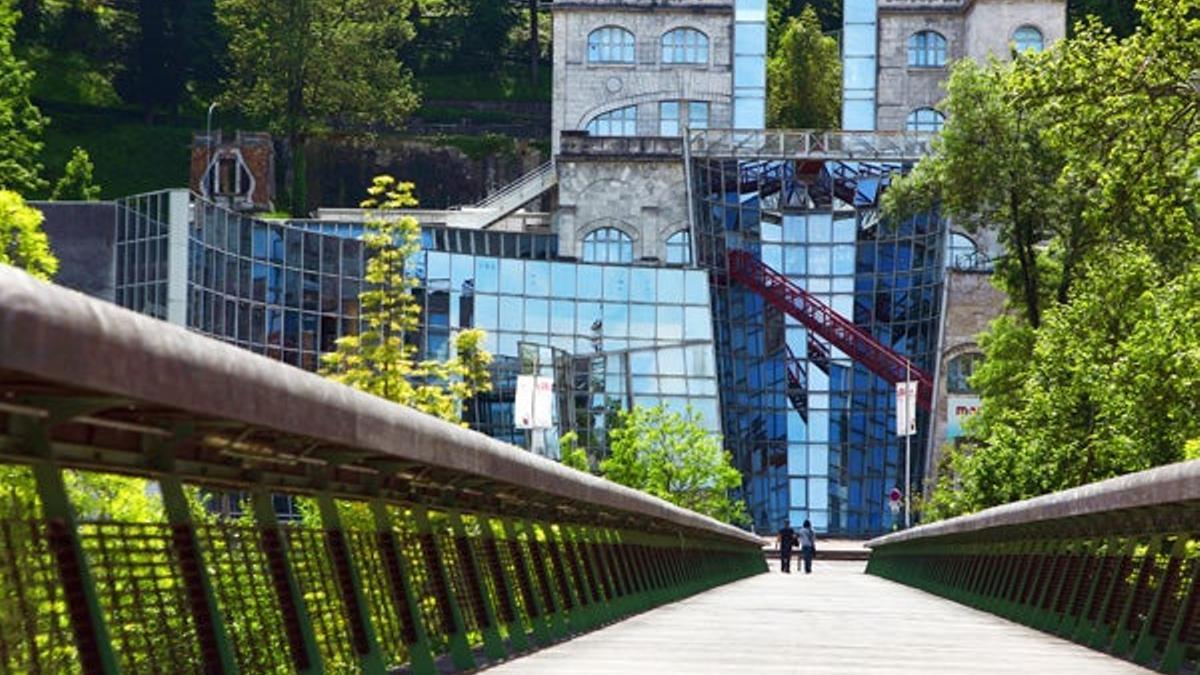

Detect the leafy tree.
xmin=0 ymin=189 xmax=57 ymax=279
xmin=904 ymin=0 xmax=1200 ymax=519
xmin=600 ymin=404 xmax=747 ymax=525
xmin=321 ymin=176 xmax=492 ymax=423
xmin=115 ymin=0 xmax=224 ymax=123
xmin=766 ymin=6 xmax=841 ymax=130
xmin=217 ymin=0 xmax=420 ymax=215
xmin=50 ymin=146 xmax=100 ymax=201
xmin=0 ymin=0 xmax=46 ymax=193
xmin=558 ymin=431 xmax=591 ymax=472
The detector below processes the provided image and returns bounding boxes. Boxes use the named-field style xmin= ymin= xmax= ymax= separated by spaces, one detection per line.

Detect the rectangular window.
xmin=688 ymin=102 xmax=710 ymax=130
xmin=660 ymin=101 xmax=679 ymax=136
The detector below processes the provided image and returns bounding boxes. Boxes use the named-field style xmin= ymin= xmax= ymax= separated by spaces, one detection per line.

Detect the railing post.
xmin=315 ymin=494 xmax=386 ymax=674
xmin=561 ymin=525 xmax=601 ymax=631
xmin=540 ymin=522 xmax=587 ymax=632
xmin=476 ymin=515 xmax=530 ymax=653
xmin=370 ymin=500 xmax=437 ymax=675
xmin=250 ymin=490 xmax=323 ymax=674
xmin=500 ymin=517 xmax=552 ymax=646
xmin=1158 ymin=545 xmax=1200 ymax=673
xmin=412 ymin=506 xmax=475 ymax=671
xmin=158 ymin=474 xmax=239 ymax=674
xmin=447 ymin=511 xmax=506 ymax=661
xmin=31 ymin=458 xmax=122 ymax=675
xmin=577 ymin=526 xmax=619 ymax=623
xmin=1110 ymin=535 xmax=1163 ymax=655
xmin=520 ymin=520 xmax=568 ymax=639
xmin=1132 ymin=536 xmax=1186 ymax=664
xmin=1081 ymin=537 xmax=1136 ymax=647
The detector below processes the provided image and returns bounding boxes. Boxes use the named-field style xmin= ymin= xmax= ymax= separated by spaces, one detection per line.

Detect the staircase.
xmin=729 ymin=250 xmax=933 ymax=410
xmin=452 ymin=160 xmax=558 ymax=229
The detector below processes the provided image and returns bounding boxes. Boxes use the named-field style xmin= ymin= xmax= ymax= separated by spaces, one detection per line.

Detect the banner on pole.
xmin=514 ymin=375 xmax=553 ymax=429
xmin=896 ymin=381 xmax=917 ymax=437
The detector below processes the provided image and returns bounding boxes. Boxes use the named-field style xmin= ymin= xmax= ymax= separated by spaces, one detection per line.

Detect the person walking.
xmin=797 ymin=519 xmax=816 ymax=574
xmin=777 ymin=523 xmax=796 ymax=573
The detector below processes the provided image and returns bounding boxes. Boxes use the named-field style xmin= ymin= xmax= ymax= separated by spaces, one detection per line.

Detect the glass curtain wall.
xmin=114 ymin=193 xmax=172 ymax=319
xmin=692 ymin=157 xmax=944 ymax=535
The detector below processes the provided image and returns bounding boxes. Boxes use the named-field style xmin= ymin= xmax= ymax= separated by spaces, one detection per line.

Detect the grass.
xmin=37 ymin=104 xmax=194 ymax=200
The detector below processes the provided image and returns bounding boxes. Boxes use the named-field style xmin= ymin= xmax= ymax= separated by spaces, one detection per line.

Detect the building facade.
xmin=845 ymin=0 xmax=1066 ymax=131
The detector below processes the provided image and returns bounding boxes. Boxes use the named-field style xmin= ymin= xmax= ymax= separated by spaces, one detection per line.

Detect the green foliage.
xmin=913 ymin=0 xmax=1200 ymax=519
xmin=49 ymin=146 xmax=100 ymax=200
xmin=600 ymin=404 xmax=747 ymax=525
xmin=558 ymin=431 xmax=591 ymax=473
xmin=0 ymin=0 xmax=47 ymax=193
xmin=217 ymin=0 xmax=421 ymax=212
xmin=0 ymin=189 xmax=57 ymax=278
xmin=766 ymin=6 xmax=841 ymax=129
xmin=320 ymin=176 xmax=493 ymax=422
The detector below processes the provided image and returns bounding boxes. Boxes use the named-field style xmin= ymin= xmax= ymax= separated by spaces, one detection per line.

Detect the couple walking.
xmin=777 ymin=520 xmax=816 ymax=574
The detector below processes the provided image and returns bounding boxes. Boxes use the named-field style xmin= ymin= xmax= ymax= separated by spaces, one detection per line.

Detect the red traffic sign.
xmin=889 ymin=488 xmax=902 ymax=503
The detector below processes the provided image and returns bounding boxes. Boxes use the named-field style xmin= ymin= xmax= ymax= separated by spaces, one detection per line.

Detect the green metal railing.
xmin=867 ymin=461 xmax=1200 ymax=674
xmin=0 ymin=266 xmax=767 ymax=674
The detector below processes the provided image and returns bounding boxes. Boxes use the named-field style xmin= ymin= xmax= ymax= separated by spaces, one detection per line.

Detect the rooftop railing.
xmin=866 ymin=460 xmax=1200 ymax=673
xmin=0 ymin=265 xmax=765 ymax=674
xmin=688 ymin=129 xmax=933 ymax=161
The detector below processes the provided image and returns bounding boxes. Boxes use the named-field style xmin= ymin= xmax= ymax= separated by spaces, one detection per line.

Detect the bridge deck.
xmin=485 ymin=561 xmax=1149 ymax=674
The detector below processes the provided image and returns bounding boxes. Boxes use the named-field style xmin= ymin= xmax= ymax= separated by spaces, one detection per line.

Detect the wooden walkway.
xmin=484 ymin=561 xmax=1150 ymax=674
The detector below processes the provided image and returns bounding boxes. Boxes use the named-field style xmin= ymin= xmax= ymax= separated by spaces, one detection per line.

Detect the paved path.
xmin=484 ymin=561 xmax=1150 ymax=674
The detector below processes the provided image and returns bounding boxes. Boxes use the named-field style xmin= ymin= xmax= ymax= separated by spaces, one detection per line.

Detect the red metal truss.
xmin=729 ymin=250 xmax=933 ymax=411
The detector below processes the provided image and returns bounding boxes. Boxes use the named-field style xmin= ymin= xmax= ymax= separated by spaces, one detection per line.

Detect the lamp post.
xmin=205 ymin=102 xmax=219 ymax=197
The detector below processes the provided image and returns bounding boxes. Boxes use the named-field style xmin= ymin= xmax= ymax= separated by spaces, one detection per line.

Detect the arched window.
xmin=588 ymin=26 xmax=635 ymax=63
xmin=665 ymin=230 xmax=692 ymax=264
xmin=907 ymin=31 xmax=947 ymax=67
xmin=947 ymin=232 xmax=978 ymax=268
xmin=662 ymin=28 xmax=708 ymax=64
xmin=586 ymin=105 xmax=638 ymax=136
xmin=582 ymin=227 xmax=633 ymax=263
xmin=906 ymin=107 xmax=945 ymax=132
xmin=947 ymin=352 xmax=984 ymax=394
xmin=1012 ymin=25 xmax=1044 ymax=53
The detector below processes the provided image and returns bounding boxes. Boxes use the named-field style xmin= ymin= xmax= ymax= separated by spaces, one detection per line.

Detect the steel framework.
xmin=728 ymin=250 xmax=933 ymax=411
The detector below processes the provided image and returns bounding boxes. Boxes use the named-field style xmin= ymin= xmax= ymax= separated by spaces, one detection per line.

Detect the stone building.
xmin=550 ymin=0 xmax=736 ymax=155
xmin=875 ymin=0 xmax=1067 ymax=131
xmin=189 ymin=131 xmax=275 ymax=212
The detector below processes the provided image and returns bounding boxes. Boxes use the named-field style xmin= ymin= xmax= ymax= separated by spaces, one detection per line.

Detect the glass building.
xmin=113 ymin=191 xmax=722 ymax=462
xmin=688 ymin=131 xmax=942 ymax=534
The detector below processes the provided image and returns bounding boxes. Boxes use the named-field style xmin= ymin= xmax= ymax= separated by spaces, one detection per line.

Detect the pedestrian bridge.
xmin=0 ymin=265 xmax=1197 ymax=674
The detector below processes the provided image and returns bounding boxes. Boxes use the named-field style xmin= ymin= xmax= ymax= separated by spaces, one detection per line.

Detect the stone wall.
xmin=552 ymin=1 xmax=734 ymax=152
xmin=927 ymin=269 xmax=1006 ymax=481
xmin=34 ymin=201 xmax=117 ymax=302
xmin=556 ymin=154 xmax=689 ymax=261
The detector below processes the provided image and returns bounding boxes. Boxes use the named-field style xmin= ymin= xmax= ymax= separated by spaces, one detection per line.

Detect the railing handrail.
xmin=474 ymin=160 xmax=555 ymax=209
xmin=0 ymin=264 xmax=760 ymax=546
xmin=868 ymin=458 xmax=1200 ymax=548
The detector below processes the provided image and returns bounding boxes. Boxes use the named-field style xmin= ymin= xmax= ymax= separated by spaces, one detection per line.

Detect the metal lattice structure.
xmin=0 ymin=266 xmax=765 ymax=674
xmin=728 ymin=250 xmax=933 ymax=410
xmin=866 ymin=461 xmax=1200 ymax=673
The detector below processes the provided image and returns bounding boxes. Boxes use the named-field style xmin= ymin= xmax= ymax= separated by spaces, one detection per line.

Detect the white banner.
xmin=947 ymin=395 xmax=981 ymax=439
xmin=514 ymin=375 xmax=553 ymax=429
xmin=896 ymin=381 xmax=918 ymax=437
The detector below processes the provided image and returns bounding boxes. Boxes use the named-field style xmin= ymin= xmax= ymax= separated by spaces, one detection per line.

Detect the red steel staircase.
xmin=728 ymin=250 xmax=933 ymax=411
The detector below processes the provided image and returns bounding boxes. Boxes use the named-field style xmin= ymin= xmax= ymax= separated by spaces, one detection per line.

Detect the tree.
xmin=320 ymin=176 xmax=492 ymax=423
xmin=114 ymin=0 xmax=224 ymax=123
xmin=766 ymin=6 xmax=841 ymax=130
xmin=217 ymin=0 xmax=420 ymax=215
xmin=0 ymin=190 xmax=57 ymax=279
xmin=904 ymin=0 xmax=1200 ymax=519
xmin=0 ymin=0 xmax=46 ymax=193
xmin=50 ymin=147 xmax=100 ymax=201
xmin=558 ymin=431 xmax=591 ymax=472
xmin=600 ymin=404 xmax=747 ymax=525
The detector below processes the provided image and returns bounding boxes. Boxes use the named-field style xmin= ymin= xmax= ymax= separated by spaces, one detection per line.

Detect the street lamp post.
xmin=205 ymin=102 xmax=219 ymax=198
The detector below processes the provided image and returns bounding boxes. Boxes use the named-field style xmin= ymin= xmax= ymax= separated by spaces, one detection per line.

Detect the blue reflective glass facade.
xmin=692 ymin=158 xmax=944 ymax=535
xmin=114 ymin=192 xmax=721 ymax=464
xmin=842 ymin=0 xmax=878 ymax=130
